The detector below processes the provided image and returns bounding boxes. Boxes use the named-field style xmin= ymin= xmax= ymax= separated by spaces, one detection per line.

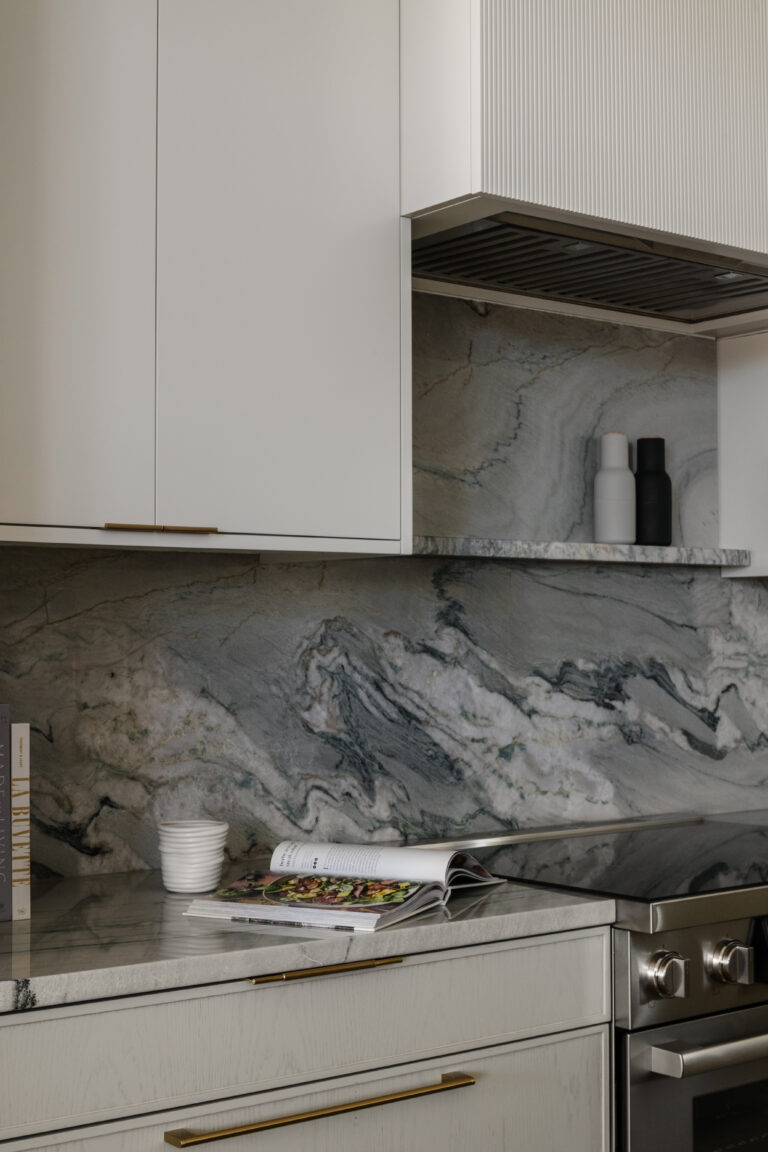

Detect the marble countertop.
xmin=0 ymin=867 xmax=614 ymax=1013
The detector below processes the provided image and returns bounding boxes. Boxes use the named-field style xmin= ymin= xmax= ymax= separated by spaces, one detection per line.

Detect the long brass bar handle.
xmin=163 ymin=1072 xmax=475 ymax=1146
xmin=104 ymin=523 xmax=219 ymax=534
xmin=247 ymin=956 xmax=403 ymax=984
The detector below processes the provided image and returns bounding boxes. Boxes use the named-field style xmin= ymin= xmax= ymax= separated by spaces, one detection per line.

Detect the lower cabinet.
xmin=0 ymin=927 xmax=611 ymax=1152
xmin=47 ymin=1026 xmax=610 ymax=1152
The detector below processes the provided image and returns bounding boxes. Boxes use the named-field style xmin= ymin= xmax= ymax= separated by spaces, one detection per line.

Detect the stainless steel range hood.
xmin=412 ymin=212 xmax=768 ymax=325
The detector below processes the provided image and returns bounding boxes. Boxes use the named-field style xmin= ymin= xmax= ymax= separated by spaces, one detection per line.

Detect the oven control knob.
xmin=646 ymin=950 xmax=690 ymax=999
xmin=707 ymin=939 xmax=754 ymax=985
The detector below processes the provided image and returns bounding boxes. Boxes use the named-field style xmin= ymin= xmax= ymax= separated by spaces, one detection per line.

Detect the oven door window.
xmin=694 ymin=1080 xmax=768 ymax=1151
xmin=625 ymin=1005 xmax=768 ymax=1152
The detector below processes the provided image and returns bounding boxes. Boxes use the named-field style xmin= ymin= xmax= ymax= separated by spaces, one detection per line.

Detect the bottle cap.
xmin=636 ymin=437 xmax=666 ymax=471
xmin=600 ymin=432 xmax=629 ymax=469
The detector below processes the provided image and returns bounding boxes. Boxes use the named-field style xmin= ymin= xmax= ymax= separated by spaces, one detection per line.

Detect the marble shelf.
xmin=413 ymin=536 xmax=751 ymax=567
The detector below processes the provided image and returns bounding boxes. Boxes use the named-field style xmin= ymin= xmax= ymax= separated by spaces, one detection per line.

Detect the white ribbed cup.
xmin=158 ymin=820 xmax=228 ymax=893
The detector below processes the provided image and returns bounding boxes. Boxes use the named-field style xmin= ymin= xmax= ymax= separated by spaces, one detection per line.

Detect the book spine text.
xmin=11 ymin=723 xmax=30 ymax=921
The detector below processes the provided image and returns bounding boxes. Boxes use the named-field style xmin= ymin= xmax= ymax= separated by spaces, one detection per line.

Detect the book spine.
xmin=0 ymin=703 xmax=10 ymax=922
xmin=11 ymin=723 xmax=30 ymax=921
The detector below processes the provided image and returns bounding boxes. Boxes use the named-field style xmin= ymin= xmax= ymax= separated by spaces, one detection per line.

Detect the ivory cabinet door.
xmin=0 ymin=929 xmax=610 ymax=1142
xmin=31 ymin=1026 xmax=610 ymax=1152
xmin=0 ymin=0 xmax=156 ymax=528
xmin=156 ymin=0 xmax=402 ymax=541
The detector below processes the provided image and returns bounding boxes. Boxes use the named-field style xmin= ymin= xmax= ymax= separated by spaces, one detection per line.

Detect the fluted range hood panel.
xmin=412 ymin=215 xmax=768 ymax=324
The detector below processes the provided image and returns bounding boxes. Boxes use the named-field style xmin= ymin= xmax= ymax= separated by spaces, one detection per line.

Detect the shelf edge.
xmin=412 ymin=537 xmax=751 ymax=567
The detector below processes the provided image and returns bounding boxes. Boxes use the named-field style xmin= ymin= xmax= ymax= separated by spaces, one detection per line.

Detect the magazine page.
xmin=185 ymin=868 xmax=445 ymax=931
xmin=216 ymin=868 xmax=428 ymax=911
xmin=446 ymin=852 xmax=502 ymax=889
xmin=270 ymin=841 xmax=454 ymax=886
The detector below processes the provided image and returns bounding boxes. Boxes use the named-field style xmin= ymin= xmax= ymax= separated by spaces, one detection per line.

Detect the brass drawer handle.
xmin=247 ymin=956 xmax=404 ymax=984
xmin=104 ymin=523 xmax=218 ymax=534
xmin=163 ymin=1072 xmax=475 ymax=1146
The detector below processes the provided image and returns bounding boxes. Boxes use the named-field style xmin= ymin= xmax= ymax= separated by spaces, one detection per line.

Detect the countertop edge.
xmin=0 ymin=881 xmax=615 ymax=1014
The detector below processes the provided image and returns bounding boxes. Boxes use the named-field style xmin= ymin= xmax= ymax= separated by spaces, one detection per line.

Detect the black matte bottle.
xmin=635 ymin=438 xmax=671 ymax=545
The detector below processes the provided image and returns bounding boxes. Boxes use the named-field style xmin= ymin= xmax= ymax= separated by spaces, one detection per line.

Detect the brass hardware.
xmin=104 ymin=523 xmax=218 ymax=534
xmin=163 ymin=1072 xmax=475 ymax=1146
xmin=247 ymin=956 xmax=404 ymax=985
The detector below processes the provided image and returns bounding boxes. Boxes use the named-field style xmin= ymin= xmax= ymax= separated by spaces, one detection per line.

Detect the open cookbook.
xmin=185 ymin=840 xmax=504 ymax=931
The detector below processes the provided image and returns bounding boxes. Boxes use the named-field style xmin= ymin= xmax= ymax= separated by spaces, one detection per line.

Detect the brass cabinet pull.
xmin=247 ymin=956 xmax=404 ymax=984
xmin=104 ymin=523 xmax=218 ymax=534
xmin=163 ymin=1072 xmax=475 ymax=1146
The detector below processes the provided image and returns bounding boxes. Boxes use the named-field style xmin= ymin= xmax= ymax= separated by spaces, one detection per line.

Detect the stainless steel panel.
xmin=411 ymin=813 xmax=700 ymax=852
xmin=614 ymin=921 xmax=768 ymax=1031
xmin=615 ymin=887 xmax=768 ymax=934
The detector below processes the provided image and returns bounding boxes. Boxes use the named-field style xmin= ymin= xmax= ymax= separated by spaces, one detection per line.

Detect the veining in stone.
xmin=0 ymin=544 xmax=767 ymax=874
xmin=12 ymin=978 xmax=37 ymax=1011
xmin=413 ymin=537 xmax=749 ymax=566
xmin=412 ymin=294 xmax=717 ymax=545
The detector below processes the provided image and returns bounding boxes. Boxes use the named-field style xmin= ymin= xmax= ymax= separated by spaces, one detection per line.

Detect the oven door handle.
xmin=650 ymin=1033 xmax=768 ymax=1079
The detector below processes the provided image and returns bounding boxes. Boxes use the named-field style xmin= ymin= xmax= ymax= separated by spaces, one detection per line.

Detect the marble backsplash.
xmin=2 ymin=297 xmax=766 ymax=877
xmin=2 ymin=547 xmax=767 ymax=877
xmin=413 ymin=294 xmax=718 ymax=544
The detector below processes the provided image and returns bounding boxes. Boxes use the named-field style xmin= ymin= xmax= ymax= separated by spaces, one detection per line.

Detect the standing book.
xmin=11 ymin=723 xmax=30 ymax=921
xmin=0 ymin=704 xmax=8 ymax=921
xmin=185 ymin=840 xmax=503 ymax=932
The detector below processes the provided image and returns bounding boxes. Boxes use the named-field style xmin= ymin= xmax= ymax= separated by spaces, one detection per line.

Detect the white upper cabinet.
xmin=156 ymin=0 xmax=404 ymax=543
xmin=718 ymin=330 xmax=768 ymax=578
xmin=402 ymin=0 xmax=768 ymax=258
xmin=0 ymin=1 xmax=157 ymax=529
xmin=0 ymin=0 xmax=406 ymax=551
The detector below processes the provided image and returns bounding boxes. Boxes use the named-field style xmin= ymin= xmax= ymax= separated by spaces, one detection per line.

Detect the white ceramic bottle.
xmin=594 ymin=432 xmax=635 ymax=543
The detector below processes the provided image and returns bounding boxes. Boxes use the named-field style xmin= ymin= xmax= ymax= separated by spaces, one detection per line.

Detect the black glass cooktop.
xmin=473 ymin=820 xmax=768 ymax=904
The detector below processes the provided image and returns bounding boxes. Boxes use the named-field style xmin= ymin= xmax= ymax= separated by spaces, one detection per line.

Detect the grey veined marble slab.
xmin=0 ymin=869 xmax=614 ymax=1011
xmin=4 ymin=546 xmax=768 ymax=876
xmin=414 ymin=536 xmax=751 ymax=567
xmin=413 ymin=294 xmax=719 ymax=547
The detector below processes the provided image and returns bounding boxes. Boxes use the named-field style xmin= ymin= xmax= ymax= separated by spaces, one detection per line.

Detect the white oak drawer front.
xmin=21 ymin=1025 xmax=610 ymax=1152
xmin=0 ymin=928 xmax=609 ymax=1142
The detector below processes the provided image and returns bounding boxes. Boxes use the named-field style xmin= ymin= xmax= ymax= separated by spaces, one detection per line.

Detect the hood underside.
xmin=411 ymin=213 xmax=768 ymax=324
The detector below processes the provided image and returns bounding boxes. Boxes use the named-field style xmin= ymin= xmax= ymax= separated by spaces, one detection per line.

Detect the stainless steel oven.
xmin=612 ymin=907 xmax=768 ymax=1152
xmin=622 ymin=1002 xmax=768 ymax=1151
xmin=454 ymin=815 xmax=768 ymax=1152
xmin=613 ymin=903 xmax=768 ymax=1150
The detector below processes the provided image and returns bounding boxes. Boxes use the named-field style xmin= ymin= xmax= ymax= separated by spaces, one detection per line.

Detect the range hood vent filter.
xmin=412 ymin=216 xmax=768 ymax=323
